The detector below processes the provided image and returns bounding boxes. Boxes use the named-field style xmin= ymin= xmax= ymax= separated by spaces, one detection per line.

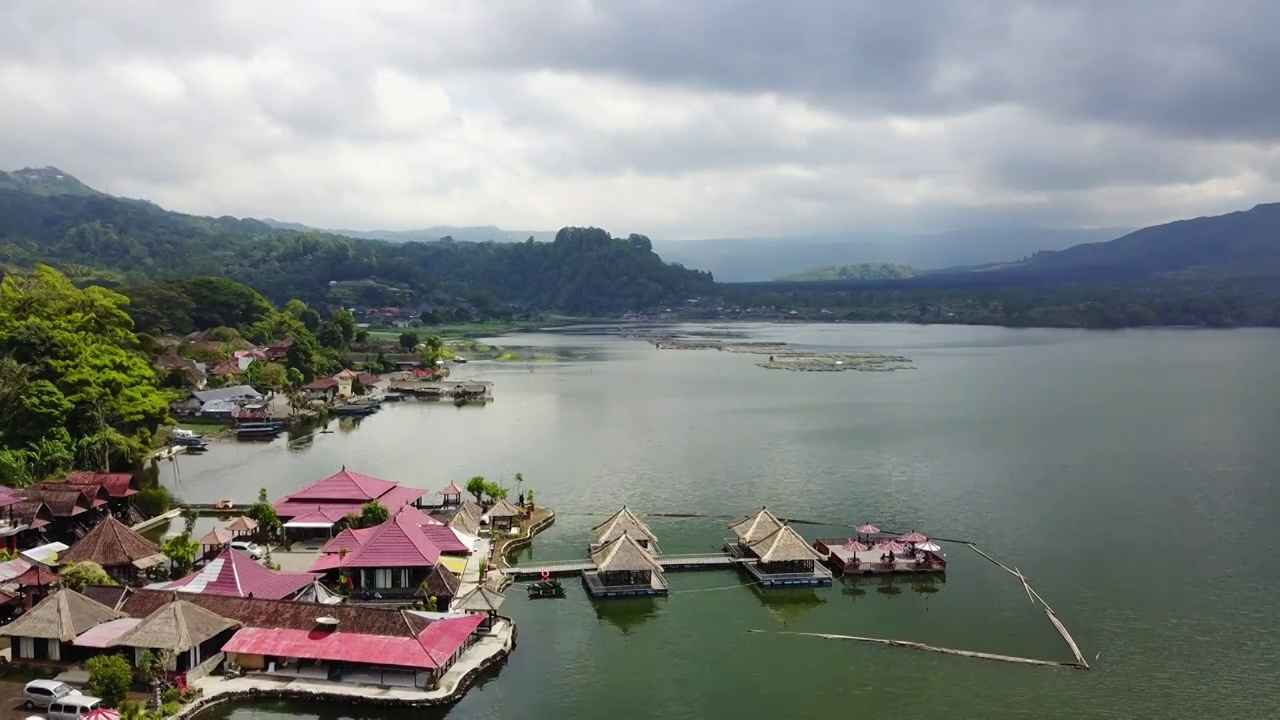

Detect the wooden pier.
xmin=506 ymin=553 xmax=745 ymax=579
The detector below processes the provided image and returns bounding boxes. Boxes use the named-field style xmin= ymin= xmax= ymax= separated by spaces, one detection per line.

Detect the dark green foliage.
xmin=777 ymin=263 xmax=918 ymax=282
xmin=0 ymin=190 xmax=714 ymax=314
xmin=84 ymin=653 xmax=132 ymax=707
xmin=399 ymin=331 xmax=419 ymax=350
xmin=135 ymin=487 xmax=171 ymax=517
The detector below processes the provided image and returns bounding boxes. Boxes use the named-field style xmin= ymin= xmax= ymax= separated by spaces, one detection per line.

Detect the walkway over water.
xmin=505 ymin=553 xmax=748 ymax=578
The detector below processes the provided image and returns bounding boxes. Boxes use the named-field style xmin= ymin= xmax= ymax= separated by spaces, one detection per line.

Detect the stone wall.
xmin=185 ymin=652 xmax=225 ymax=684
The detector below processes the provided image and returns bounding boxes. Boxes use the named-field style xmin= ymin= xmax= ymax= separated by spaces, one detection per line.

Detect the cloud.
xmin=1 ymin=0 xmax=1278 ymax=238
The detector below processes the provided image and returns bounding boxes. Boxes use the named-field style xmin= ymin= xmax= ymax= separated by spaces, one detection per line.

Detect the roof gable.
xmin=0 ymin=588 xmax=124 ymax=641
xmin=157 ymin=549 xmax=319 ymax=600
xmin=488 ymin=499 xmax=522 ymax=518
xmin=342 ymin=510 xmax=442 ymax=568
xmin=65 ymin=472 xmax=139 ymax=497
xmin=746 ymin=524 xmax=825 ymax=563
xmin=592 ymin=507 xmax=658 ymax=544
xmin=590 ymin=535 xmax=664 ymax=574
xmin=284 ymin=468 xmax=398 ymax=503
xmin=60 ymin=515 xmax=161 ymax=568
xmin=729 ymin=507 xmax=784 ymax=544
xmin=112 ymin=599 xmax=240 ymax=651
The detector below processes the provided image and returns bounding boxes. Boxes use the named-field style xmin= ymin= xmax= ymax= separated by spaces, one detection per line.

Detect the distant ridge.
xmin=259 ymin=219 xmax=557 ymax=244
xmin=0 ymin=166 xmax=101 ymax=197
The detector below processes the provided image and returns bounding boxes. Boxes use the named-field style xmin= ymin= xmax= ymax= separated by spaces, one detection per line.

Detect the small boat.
xmin=527 ymin=579 xmax=565 ymax=599
xmin=234 ymin=422 xmax=282 ymax=440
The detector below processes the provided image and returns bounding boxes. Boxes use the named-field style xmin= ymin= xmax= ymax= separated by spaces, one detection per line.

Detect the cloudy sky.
xmin=2 ymin=1 xmax=1279 ymax=239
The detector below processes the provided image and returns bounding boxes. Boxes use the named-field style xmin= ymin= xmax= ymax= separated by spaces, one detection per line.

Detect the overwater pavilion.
xmin=583 ymin=534 xmax=668 ymax=599
xmin=737 ymin=523 xmax=833 ymax=587
xmin=591 ymin=507 xmax=659 ymax=553
xmin=725 ymin=507 xmax=785 ymax=555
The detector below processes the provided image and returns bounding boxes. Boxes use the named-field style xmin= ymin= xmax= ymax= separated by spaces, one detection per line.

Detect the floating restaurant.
xmin=590 ymin=506 xmax=660 ymax=552
xmin=725 ymin=507 xmax=833 ymax=586
xmin=584 ymin=534 xmax=669 ymax=598
xmin=813 ymin=528 xmax=947 ymax=575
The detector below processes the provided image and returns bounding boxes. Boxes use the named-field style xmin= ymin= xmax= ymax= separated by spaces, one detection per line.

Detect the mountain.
xmin=0 ymin=188 xmax=713 ymax=315
xmin=941 ymin=203 xmax=1280 ymax=283
xmin=0 ymin=167 xmax=102 ymax=197
xmin=260 ymin=219 xmax=557 ymax=244
xmin=776 ymin=263 xmax=918 ymax=282
xmin=652 ymin=227 xmax=1130 ymax=281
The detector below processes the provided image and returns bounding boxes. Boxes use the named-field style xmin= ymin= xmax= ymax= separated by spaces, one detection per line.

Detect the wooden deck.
xmin=813 ymin=538 xmax=947 ymax=576
xmin=505 ymin=553 xmax=745 ymax=579
xmin=582 ymin=571 xmax=669 ymax=598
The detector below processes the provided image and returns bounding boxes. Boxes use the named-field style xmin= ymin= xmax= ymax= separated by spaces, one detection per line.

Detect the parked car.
xmin=47 ymin=694 xmax=106 ymax=720
xmin=230 ymin=541 xmax=264 ymax=559
xmin=23 ymin=679 xmax=76 ymax=710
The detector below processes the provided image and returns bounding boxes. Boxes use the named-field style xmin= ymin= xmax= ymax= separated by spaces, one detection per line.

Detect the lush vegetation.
xmin=465 ymin=475 xmax=508 ymax=503
xmin=0 ymin=265 xmax=170 ymax=483
xmin=718 ymin=277 xmax=1280 ymax=328
xmin=0 ymin=188 xmax=714 ymax=314
xmin=776 ymin=262 xmax=918 ymax=282
xmin=85 ymin=653 xmax=133 ymax=707
xmin=59 ymin=560 xmax=117 ymax=591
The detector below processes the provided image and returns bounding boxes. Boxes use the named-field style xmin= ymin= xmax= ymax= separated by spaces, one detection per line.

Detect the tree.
xmin=0 ymin=266 xmax=170 ymax=473
xmin=246 ymin=486 xmax=281 ymax=534
xmin=244 ymin=361 xmax=288 ymax=395
xmin=85 ymin=653 xmax=133 ymax=707
xmin=330 ymin=308 xmax=357 ymax=344
xmin=418 ymin=335 xmax=445 ymax=366
xmin=59 ymin=561 xmax=117 ymax=591
xmin=465 ymin=475 xmax=487 ymax=503
xmin=483 ymin=481 xmax=508 ymax=502
xmin=399 ymin=331 xmax=419 ymax=351
xmin=161 ymin=510 xmax=199 ymax=576
xmin=358 ymin=500 xmax=389 ymax=528
xmin=351 ymin=376 xmax=366 ymax=396
xmin=316 ymin=320 xmax=346 ymax=349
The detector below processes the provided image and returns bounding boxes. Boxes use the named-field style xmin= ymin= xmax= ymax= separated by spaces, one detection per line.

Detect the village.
xmin=0 ymin=467 xmax=536 ymax=717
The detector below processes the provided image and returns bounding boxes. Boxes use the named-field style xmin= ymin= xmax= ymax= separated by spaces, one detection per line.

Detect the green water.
xmin=180 ymin=323 xmax=1280 ymax=720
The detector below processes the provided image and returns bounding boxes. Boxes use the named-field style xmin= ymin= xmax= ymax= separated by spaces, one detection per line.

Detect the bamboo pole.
xmin=1045 ymin=610 xmax=1089 ymax=669
xmin=1014 ymin=566 xmax=1035 ymax=605
xmin=750 ymin=629 xmax=1083 ymax=669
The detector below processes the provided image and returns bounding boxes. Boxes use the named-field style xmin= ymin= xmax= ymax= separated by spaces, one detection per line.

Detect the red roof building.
xmin=273 ymin=468 xmax=429 ymax=523
xmin=210 ymin=360 xmax=243 ymax=377
xmin=65 ymin=472 xmax=139 ymax=498
xmin=263 ymin=337 xmax=294 ymax=361
xmin=307 ymin=507 xmax=460 ymax=594
xmin=219 ymin=613 xmax=484 ymax=673
xmin=149 ymin=548 xmax=320 ymax=600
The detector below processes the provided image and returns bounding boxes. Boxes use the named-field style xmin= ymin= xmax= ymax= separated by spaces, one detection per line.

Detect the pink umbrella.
xmin=82 ymin=710 xmax=121 ymax=720
xmin=879 ymin=539 xmax=907 ymax=553
xmin=899 ymin=531 xmax=928 ymax=544
xmin=842 ymin=539 xmax=871 ymax=552
xmin=855 ymin=524 xmax=880 ymax=535
xmin=917 ymin=541 xmax=941 ymax=553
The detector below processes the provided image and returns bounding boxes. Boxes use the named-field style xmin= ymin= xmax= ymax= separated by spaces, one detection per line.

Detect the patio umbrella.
xmin=842 ymin=539 xmax=871 ymax=552
xmin=916 ymin=541 xmax=942 ymax=553
xmin=899 ymin=531 xmax=928 ymax=544
xmin=855 ymin=524 xmax=880 ymax=535
xmin=878 ymin=539 xmax=908 ymax=553
xmin=82 ymin=709 xmax=121 ymax=720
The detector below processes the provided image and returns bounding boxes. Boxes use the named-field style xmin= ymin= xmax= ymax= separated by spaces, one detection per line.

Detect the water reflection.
xmin=750 ymin=586 xmax=826 ymax=625
xmin=593 ymin=597 xmax=662 ymax=635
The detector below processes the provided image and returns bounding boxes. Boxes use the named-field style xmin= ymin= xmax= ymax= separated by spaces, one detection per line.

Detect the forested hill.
xmin=0 ymin=188 xmax=713 ymax=314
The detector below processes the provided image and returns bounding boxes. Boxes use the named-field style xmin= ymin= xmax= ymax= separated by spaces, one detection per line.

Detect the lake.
xmin=179 ymin=323 xmax=1280 ymax=720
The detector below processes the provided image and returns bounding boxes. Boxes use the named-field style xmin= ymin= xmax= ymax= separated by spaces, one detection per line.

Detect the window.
xmin=374 ymin=569 xmax=391 ymax=587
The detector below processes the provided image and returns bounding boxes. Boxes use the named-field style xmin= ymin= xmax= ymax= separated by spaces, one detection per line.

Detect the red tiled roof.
xmin=320 ymin=527 xmax=373 ymax=555
xmin=417 ymin=613 xmax=484 ymax=662
xmin=153 ymin=548 xmax=319 ymax=600
xmin=65 ymin=472 xmax=138 ymax=498
xmin=280 ymin=469 xmax=399 ymax=504
xmin=23 ymin=489 xmax=90 ymax=517
xmin=303 ymin=378 xmax=339 ymax=391
xmin=418 ymin=524 xmax=471 ymax=554
xmin=222 ymin=627 xmax=442 ymax=669
xmin=0 ymin=487 xmax=24 ymax=509
xmin=307 ymin=554 xmax=344 ymax=572
xmin=29 ymin=482 xmax=108 ymax=509
xmin=280 ymin=507 xmax=350 ymax=525
xmin=341 ymin=509 xmax=442 ymax=569
xmin=356 ymin=373 xmax=379 ymax=387
xmin=211 ymin=361 xmax=243 ymax=376
xmin=376 ymin=485 xmax=430 ymax=513
xmin=439 ymin=482 xmax=464 ymax=496
xmin=15 ymin=564 xmax=62 ymax=588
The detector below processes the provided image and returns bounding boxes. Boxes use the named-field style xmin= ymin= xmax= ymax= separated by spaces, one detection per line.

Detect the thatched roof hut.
xmin=590 ymin=535 xmax=664 ymax=575
xmin=452 ymin=585 xmax=506 ymax=613
xmin=224 ymin=516 xmax=259 ymax=533
xmin=446 ymin=500 xmax=483 ymax=535
xmin=592 ymin=507 xmax=658 ymax=545
xmin=487 ymin=499 xmax=522 ymax=519
xmin=728 ymin=507 xmax=784 ymax=544
xmin=111 ymin=598 xmax=240 ymax=652
xmin=417 ymin=565 xmax=461 ymax=601
xmin=0 ymin=589 xmax=124 ymax=642
xmin=746 ymin=524 xmax=825 ymax=563
xmin=60 ymin=516 xmax=165 ymax=571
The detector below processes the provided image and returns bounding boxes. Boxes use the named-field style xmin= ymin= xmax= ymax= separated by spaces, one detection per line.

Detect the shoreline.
xmin=177 ymin=617 xmax=519 ymax=718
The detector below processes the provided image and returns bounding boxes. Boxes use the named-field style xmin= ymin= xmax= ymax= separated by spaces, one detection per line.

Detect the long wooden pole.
xmin=750 ymin=629 xmax=1084 ymax=669
xmin=967 ymin=544 xmax=1086 ymax=668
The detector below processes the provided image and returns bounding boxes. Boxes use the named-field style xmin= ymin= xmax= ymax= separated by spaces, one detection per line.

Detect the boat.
xmin=234 ymin=422 xmax=282 ymax=440
xmin=331 ymin=404 xmax=378 ymax=417
xmin=527 ymin=578 xmax=565 ymax=598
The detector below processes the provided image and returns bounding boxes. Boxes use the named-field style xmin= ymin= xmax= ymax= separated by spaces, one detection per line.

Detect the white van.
xmin=47 ymin=694 xmax=105 ymax=720
xmin=22 ymin=679 xmax=75 ymax=709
